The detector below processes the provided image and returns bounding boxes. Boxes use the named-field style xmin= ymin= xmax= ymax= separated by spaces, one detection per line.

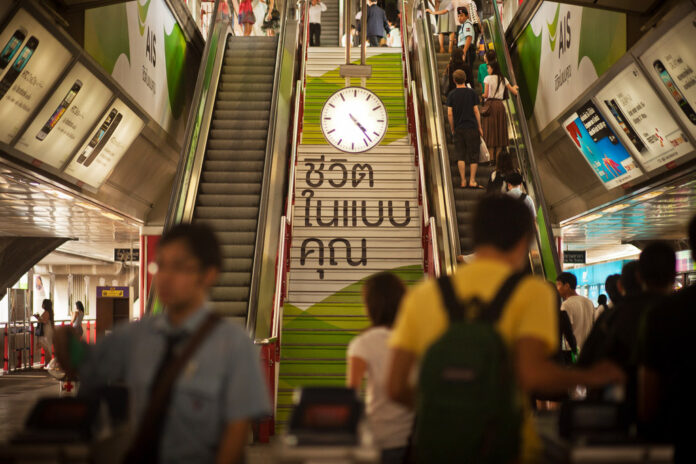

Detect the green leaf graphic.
xmin=138 ymin=0 xmax=153 ymax=36
xmin=547 ymin=3 xmax=561 ymax=52
xmin=577 ymin=7 xmax=626 ymax=77
xmin=85 ymin=4 xmax=130 ymax=74
xmin=164 ymin=22 xmax=188 ymax=119
xmin=513 ymin=24 xmax=542 ymax=120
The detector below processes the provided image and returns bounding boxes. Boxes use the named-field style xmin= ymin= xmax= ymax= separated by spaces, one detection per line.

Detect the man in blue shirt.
xmin=457 ymin=6 xmax=475 ymax=86
xmin=56 ymin=223 xmax=271 ymax=463
xmin=366 ymin=0 xmax=390 ymax=46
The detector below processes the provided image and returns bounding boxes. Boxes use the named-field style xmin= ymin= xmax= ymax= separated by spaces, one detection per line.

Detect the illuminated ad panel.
xmin=16 ymin=63 xmax=113 ymax=168
xmin=64 ymin=99 xmax=144 ymax=188
xmin=0 ymin=9 xmax=72 ymax=143
xmin=640 ymin=11 xmax=696 ymax=138
xmin=563 ymin=100 xmax=642 ymax=189
xmin=595 ymin=63 xmax=693 ymax=172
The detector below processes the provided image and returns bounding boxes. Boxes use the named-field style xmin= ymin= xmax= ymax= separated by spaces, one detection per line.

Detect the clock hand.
xmin=348 ymin=113 xmax=372 ymax=141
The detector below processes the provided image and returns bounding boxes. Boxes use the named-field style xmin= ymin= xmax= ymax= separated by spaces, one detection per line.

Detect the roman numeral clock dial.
xmin=321 ymin=87 xmax=388 ymax=153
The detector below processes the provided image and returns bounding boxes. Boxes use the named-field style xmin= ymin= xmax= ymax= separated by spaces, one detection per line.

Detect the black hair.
xmin=639 ymin=241 xmax=676 ymax=290
xmin=556 ymin=272 xmax=577 ymax=290
xmin=506 ymin=171 xmax=523 ymax=186
xmin=75 ymin=301 xmax=85 ymax=313
xmin=484 ymin=50 xmax=497 ymax=63
xmin=456 ymin=6 xmax=469 ymax=16
xmin=363 ymin=272 xmax=406 ymax=327
xmin=689 ymin=215 xmax=696 ymax=260
xmin=605 ymin=274 xmax=622 ymax=305
xmin=488 ymin=60 xmax=505 ymax=97
xmin=597 ymin=294 xmax=607 ymax=305
xmin=495 ymin=149 xmax=516 ymax=176
xmin=620 ymin=261 xmax=641 ymax=296
xmin=450 ymin=46 xmax=465 ymax=68
xmin=159 ymin=222 xmax=222 ymax=270
xmin=41 ymin=299 xmax=55 ymax=327
xmin=473 ymin=194 xmax=535 ymax=251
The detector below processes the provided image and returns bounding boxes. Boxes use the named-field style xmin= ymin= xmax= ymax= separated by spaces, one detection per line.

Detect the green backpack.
xmin=414 ymin=273 xmax=524 ymax=464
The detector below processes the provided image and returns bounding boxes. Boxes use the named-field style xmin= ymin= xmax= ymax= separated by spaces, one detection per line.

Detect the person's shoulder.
xmin=516 ymin=275 xmax=555 ymax=300
xmin=402 ymin=276 xmax=440 ymax=311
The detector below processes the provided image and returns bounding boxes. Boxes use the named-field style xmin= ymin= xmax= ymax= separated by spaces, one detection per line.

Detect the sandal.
xmin=468 ymin=182 xmax=484 ymax=190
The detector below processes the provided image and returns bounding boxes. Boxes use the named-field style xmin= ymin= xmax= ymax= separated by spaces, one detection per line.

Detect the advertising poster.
xmin=84 ymin=0 xmax=191 ymax=142
xmin=0 ymin=9 xmax=72 ymax=143
xmin=640 ymin=11 xmax=696 ymax=138
xmin=64 ymin=99 xmax=144 ymax=188
xmin=595 ymin=63 xmax=693 ymax=172
xmin=512 ymin=2 xmax=625 ymax=131
xmin=15 ymin=63 xmax=113 ymax=168
xmin=564 ymin=101 xmax=642 ymax=189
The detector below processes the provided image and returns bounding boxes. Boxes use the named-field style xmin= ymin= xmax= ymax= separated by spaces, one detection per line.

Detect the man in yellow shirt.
xmin=387 ymin=194 xmax=624 ymax=462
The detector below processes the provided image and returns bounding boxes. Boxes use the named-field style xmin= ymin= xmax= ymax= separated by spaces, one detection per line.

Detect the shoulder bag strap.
xmin=437 ymin=275 xmax=466 ymax=322
xmin=480 ymin=272 xmax=526 ymax=323
xmin=125 ymin=313 xmax=221 ymax=462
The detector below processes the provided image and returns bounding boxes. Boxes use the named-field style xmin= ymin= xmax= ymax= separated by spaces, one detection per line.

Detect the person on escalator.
xmin=443 ymin=46 xmax=467 ymax=97
xmin=487 ymin=149 xmax=517 ymax=193
xmin=446 ymin=69 xmax=484 ymax=189
xmin=366 ymin=0 xmax=390 ymax=47
xmin=478 ymin=50 xmax=496 ymax=95
xmin=505 ymin=172 xmax=535 ymax=218
xmin=238 ymin=0 xmax=256 ymax=36
xmin=347 ymin=272 xmax=413 ymax=464
xmin=426 ymin=6 xmax=475 ymax=86
xmin=308 ymin=0 xmax=328 ymax=46
xmin=482 ymin=60 xmax=519 ymax=164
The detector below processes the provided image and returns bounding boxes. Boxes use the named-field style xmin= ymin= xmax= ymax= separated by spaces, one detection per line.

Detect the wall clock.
xmin=320 ymin=87 xmax=388 ymax=153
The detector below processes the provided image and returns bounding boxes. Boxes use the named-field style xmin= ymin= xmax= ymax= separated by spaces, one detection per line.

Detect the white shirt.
xmin=507 ymin=187 xmax=536 ymax=218
xmin=347 ymin=327 xmax=414 ymax=449
xmin=484 ymin=75 xmax=510 ymax=99
xmin=561 ymin=295 xmax=595 ymax=351
xmin=309 ymin=2 xmax=327 ymax=24
xmin=387 ymin=28 xmax=401 ymax=47
xmin=73 ymin=310 xmax=84 ymax=329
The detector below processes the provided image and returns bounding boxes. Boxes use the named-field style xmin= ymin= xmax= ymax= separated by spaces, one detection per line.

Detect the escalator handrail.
xmin=246 ymin=0 xmax=297 ymax=335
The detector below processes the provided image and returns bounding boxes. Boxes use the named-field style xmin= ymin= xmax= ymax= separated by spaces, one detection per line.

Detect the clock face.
xmin=320 ymin=87 xmax=388 ymax=153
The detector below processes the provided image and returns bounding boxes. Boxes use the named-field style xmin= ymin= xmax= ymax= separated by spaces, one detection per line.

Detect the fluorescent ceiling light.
xmin=101 ymin=211 xmax=124 ymax=221
xmin=77 ymin=201 xmax=101 ymax=211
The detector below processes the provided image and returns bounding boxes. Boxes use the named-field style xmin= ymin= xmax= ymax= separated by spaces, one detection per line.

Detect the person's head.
xmin=456 ymin=6 xmax=468 ymax=23
xmin=362 ymin=272 xmax=406 ymax=328
xmin=488 ymin=60 xmax=503 ymax=83
xmin=155 ymin=223 xmax=221 ymax=313
xmin=689 ymin=215 xmax=696 ymax=261
xmin=450 ymin=46 xmax=465 ymax=66
xmin=484 ymin=50 xmax=496 ymax=64
xmin=495 ymin=150 xmax=515 ymax=175
xmin=638 ymin=241 xmax=676 ymax=293
xmin=597 ymin=294 xmax=607 ymax=306
xmin=506 ymin=171 xmax=523 ymax=189
xmin=473 ymin=194 xmax=535 ymax=270
xmin=311 ymin=0 xmax=319 ymax=5
xmin=605 ymin=274 xmax=622 ymax=305
xmin=452 ymin=69 xmax=467 ymax=86
xmin=618 ymin=261 xmax=641 ymax=296
xmin=75 ymin=301 xmax=85 ymax=313
xmin=351 ymin=24 xmax=356 ymax=30
xmin=555 ymin=272 xmax=577 ymax=299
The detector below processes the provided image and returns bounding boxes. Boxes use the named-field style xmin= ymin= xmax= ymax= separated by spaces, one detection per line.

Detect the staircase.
xmin=276 ymin=48 xmax=424 ymax=430
xmin=320 ymin=0 xmax=340 ymax=46
xmin=192 ymin=36 xmax=278 ymax=325
xmin=436 ymin=52 xmax=493 ymax=255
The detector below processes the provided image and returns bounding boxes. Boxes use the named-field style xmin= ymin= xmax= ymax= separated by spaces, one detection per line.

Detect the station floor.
xmin=0 ymin=370 xmax=274 ymax=462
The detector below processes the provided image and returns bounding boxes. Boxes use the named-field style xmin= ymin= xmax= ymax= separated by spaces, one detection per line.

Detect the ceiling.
xmin=0 ymin=167 xmax=140 ymax=262
xmin=561 ymin=176 xmax=696 ymax=250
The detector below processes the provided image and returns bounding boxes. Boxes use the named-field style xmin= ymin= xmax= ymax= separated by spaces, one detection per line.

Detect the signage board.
xmin=0 ymin=9 xmax=72 ymax=143
xmin=114 ymin=248 xmax=140 ymax=262
xmin=563 ymin=100 xmax=642 ymax=189
xmin=97 ymin=286 xmax=129 ymax=298
xmin=15 ymin=63 xmax=113 ymax=168
xmin=594 ymin=63 xmax=693 ymax=172
xmin=63 ymin=98 xmax=144 ymax=188
xmin=563 ymin=250 xmax=586 ymax=264
xmin=639 ymin=11 xmax=696 ymax=138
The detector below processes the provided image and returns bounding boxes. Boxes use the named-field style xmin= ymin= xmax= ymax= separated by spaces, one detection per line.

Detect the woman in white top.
xmin=33 ymin=299 xmax=55 ymax=369
xmin=347 ymin=272 xmax=414 ymax=464
xmin=481 ymin=60 xmax=519 ymax=164
xmin=71 ymin=300 xmax=85 ymax=338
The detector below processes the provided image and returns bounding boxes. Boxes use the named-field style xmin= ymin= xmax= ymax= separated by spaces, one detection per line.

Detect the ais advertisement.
xmin=640 ymin=11 xmax=696 ymax=138
xmin=64 ymin=99 xmax=144 ymax=188
xmin=564 ymin=101 xmax=642 ymax=189
xmin=512 ymin=2 xmax=625 ymax=131
xmin=595 ymin=63 xmax=693 ymax=172
xmin=84 ymin=0 xmax=191 ymax=142
xmin=16 ymin=63 xmax=113 ymax=169
xmin=0 ymin=9 xmax=72 ymax=143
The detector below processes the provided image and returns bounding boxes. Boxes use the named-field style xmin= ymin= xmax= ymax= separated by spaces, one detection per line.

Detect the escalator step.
xmin=197 ymin=182 xmax=262 ymax=195
xmin=213 ymin=110 xmax=270 ymax=121
xmin=203 ymin=160 xmax=264 ymax=172
xmin=220 ymin=74 xmax=273 ymax=84
xmin=220 ymin=244 xmax=256 ymax=259
xmin=197 ymin=194 xmax=260 ymax=207
xmin=195 ymin=206 xmax=259 ymax=220
xmin=208 ymin=301 xmax=248 ymax=317
xmin=219 ymin=82 xmax=274 ymax=92
xmin=205 ymin=149 xmax=265 ymax=161
xmin=211 ymin=120 xmax=269 ymax=131
xmin=216 ymin=91 xmax=273 ymax=102
xmin=204 ymin=219 xmax=258 ymax=232
xmin=211 ymin=286 xmax=252 ymax=301
xmin=215 ymin=232 xmax=257 ymax=245
xmin=215 ymin=100 xmax=271 ymax=111
xmin=221 ymin=258 xmax=254 ymax=272
xmin=201 ymin=171 xmax=263 ymax=183
xmin=218 ymin=272 xmax=253 ymax=287
xmin=209 ymin=129 xmax=268 ymax=141
xmin=207 ymin=139 xmax=267 ymax=150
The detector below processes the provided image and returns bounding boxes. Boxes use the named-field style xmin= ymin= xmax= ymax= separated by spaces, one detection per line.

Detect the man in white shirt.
xmin=506 ymin=172 xmax=536 ymax=218
xmin=556 ymin=272 xmax=595 ymax=352
xmin=308 ymin=0 xmax=327 ymax=46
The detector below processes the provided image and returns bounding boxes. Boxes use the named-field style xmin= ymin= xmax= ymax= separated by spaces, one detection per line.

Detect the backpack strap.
xmin=437 ymin=275 xmax=466 ymax=322
xmin=519 ymin=192 xmax=527 ymax=202
xmin=479 ymin=272 xmax=526 ymax=323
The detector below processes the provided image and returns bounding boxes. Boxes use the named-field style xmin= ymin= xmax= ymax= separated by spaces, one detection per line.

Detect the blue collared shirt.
xmin=79 ymin=307 xmax=271 ymax=463
xmin=457 ymin=19 xmax=475 ymax=48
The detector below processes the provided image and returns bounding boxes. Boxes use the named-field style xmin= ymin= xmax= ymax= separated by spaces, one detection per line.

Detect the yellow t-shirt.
xmin=390 ymin=258 xmax=558 ymax=463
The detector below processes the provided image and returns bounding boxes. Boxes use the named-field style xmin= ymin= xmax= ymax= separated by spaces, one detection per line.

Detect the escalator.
xmin=193 ymin=36 xmax=277 ymax=325
xmin=404 ymin=0 xmax=561 ymax=276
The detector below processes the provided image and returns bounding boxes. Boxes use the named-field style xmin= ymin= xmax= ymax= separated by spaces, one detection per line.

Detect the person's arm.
xmin=483 ymin=81 xmax=489 ymax=99
xmin=638 ymin=366 xmax=660 ymax=423
xmin=506 ymin=81 xmax=519 ymax=96
xmin=321 ymin=1 xmax=327 ymax=12
xmin=462 ymin=36 xmax=472 ymax=56
xmin=346 ymin=356 xmax=367 ymax=390
xmin=559 ymin=311 xmax=578 ymax=354
xmin=473 ymin=105 xmax=482 ymax=137
xmin=425 ymin=8 xmax=448 ymax=15
xmin=216 ymin=420 xmax=250 ymax=464
xmin=447 ymin=106 xmax=455 ymax=134
xmin=515 ymin=337 xmax=625 ymax=395
xmin=387 ymin=348 xmax=417 ymax=408
xmin=266 ymin=0 xmax=274 ymax=20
